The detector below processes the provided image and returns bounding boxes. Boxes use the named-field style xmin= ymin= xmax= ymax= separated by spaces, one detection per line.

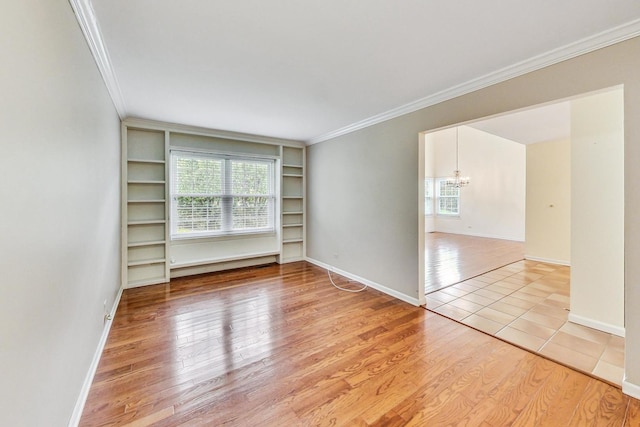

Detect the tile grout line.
xmin=425 ymin=260 xmax=624 ymax=388
xmin=426 ymin=306 xmax=623 ymax=389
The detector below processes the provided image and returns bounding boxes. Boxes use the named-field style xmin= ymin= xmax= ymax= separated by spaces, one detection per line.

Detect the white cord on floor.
xmin=328 ymin=269 xmax=368 ymax=293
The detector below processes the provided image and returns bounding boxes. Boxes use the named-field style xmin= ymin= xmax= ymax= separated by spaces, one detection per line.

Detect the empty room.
xmin=3 ymin=1 xmax=640 ymax=426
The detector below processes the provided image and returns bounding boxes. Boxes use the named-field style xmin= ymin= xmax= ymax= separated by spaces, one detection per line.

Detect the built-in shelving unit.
xmin=121 ymin=118 xmax=306 ymax=286
xmin=280 ymin=146 xmax=305 ymax=262
xmin=122 ymin=127 xmax=170 ymax=288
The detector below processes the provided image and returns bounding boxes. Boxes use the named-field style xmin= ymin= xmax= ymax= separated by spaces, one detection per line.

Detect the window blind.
xmin=170 ymin=151 xmax=275 ymax=238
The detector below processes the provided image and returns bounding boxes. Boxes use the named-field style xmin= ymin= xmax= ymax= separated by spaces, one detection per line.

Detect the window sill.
xmin=171 ymin=230 xmax=276 ymax=244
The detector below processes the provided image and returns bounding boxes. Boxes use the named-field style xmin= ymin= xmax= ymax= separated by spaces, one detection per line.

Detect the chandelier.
xmin=445 ymin=127 xmax=470 ymax=188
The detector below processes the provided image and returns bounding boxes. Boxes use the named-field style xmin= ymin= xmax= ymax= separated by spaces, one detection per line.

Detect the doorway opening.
xmin=418 ymin=86 xmax=625 ymax=385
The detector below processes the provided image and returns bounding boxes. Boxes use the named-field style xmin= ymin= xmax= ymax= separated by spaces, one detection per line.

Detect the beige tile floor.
xmin=426 ymin=259 xmax=626 ymax=386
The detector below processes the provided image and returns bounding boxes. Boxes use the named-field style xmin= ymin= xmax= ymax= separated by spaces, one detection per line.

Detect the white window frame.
xmin=425 ymin=178 xmax=434 ymax=216
xmin=170 ymin=150 xmax=276 ymax=239
xmin=436 ymin=178 xmax=461 ymax=216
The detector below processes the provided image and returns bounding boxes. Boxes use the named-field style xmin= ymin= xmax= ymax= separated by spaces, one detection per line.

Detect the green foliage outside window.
xmin=171 ymin=154 xmax=274 ymax=237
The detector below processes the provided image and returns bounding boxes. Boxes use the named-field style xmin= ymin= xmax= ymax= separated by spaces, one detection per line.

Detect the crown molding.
xmin=307 ymin=18 xmax=640 ymax=145
xmin=123 ymin=117 xmax=306 ymax=148
xmin=69 ymin=0 xmax=126 ymax=119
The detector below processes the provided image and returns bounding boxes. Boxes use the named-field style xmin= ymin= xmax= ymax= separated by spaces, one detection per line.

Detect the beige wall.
xmin=525 ymin=139 xmax=571 ymax=264
xmin=0 ymin=1 xmax=121 ymax=425
xmin=570 ymin=88 xmax=625 ymax=334
xmin=307 ymin=36 xmax=640 ymax=395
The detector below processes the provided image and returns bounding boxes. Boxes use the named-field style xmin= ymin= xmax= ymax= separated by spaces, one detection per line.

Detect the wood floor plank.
xmin=567 ymin=380 xmax=621 ymax=426
xmin=523 ymin=366 xmax=591 ymax=426
xmin=598 ymin=384 xmax=631 ymax=425
xmin=355 ymin=357 xmax=432 ymax=424
xmin=425 ymin=232 xmax=524 ymax=293
xmin=79 ymin=261 xmax=639 ymax=426
xmin=389 ymin=336 xmax=505 ymax=421
xmin=365 ymin=409 xmax=407 ymax=427
xmin=511 ymin=365 xmax=574 ymax=426
xmin=625 ymin=398 xmax=640 ymax=426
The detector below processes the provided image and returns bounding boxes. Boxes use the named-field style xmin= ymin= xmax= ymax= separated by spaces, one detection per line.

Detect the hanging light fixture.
xmin=445 ymin=127 xmax=470 ymax=188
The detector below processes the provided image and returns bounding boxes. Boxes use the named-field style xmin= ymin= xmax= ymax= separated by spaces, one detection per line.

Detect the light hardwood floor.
xmin=425 ymin=232 xmax=524 ymax=293
xmin=80 ymin=262 xmax=639 ymax=426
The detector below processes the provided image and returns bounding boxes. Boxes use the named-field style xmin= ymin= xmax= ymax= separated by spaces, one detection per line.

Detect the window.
xmin=436 ymin=178 xmax=460 ymax=216
xmin=170 ymin=151 xmax=275 ymax=238
xmin=425 ymin=178 xmax=434 ymax=216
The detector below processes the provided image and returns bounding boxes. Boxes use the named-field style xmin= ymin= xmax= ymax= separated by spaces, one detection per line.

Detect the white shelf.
xmin=128 ymin=240 xmax=166 ymax=248
xmin=280 ymin=147 xmax=305 ymax=264
xmin=280 ymin=256 xmax=304 ymax=263
xmin=128 ymin=180 xmax=166 ymax=184
xmin=128 ymin=158 xmax=166 ymax=164
xmin=124 ymin=127 xmax=170 ymax=287
xmin=128 ymin=199 xmax=166 ymax=203
xmin=126 ymin=277 xmax=167 ymax=288
xmin=128 ymin=219 xmax=166 ymax=225
xmin=127 ymin=258 xmax=166 ymax=267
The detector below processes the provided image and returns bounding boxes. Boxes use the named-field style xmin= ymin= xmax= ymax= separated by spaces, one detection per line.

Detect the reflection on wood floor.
xmin=80 ymin=262 xmax=640 ymax=426
xmin=425 ymin=232 xmax=524 ymax=294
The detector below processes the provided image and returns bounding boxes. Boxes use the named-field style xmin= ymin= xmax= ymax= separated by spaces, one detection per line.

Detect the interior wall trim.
xmin=305 ymin=257 xmax=422 ymax=307
xmin=440 ymin=230 xmax=524 ymax=243
xmin=568 ymin=313 xmax=625 ymax=338
xmin=68 ymin=286 xmax=124 ymax=427
xmin=307 ymin=19 xmax=640 ymax=145
xmin=124 ymin=117 xmax=305 ymax=148
xmin=622 ymin=378 xmax=640 ymax=400
xmin=68 ymin=0 xmax=126 ymax=119
xmin=524 ymin=255 xmax=571 ymax=266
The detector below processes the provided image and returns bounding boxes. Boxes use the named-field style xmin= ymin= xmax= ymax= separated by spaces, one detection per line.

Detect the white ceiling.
xmin=88 ymin=0 xmax=640 ymax=143
xmin=468 ymin=101 xmax=571 ymax=145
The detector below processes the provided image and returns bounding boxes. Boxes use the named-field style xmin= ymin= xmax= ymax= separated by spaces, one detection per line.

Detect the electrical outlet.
xmin=103 ymin=300 xmax=112 ymax=322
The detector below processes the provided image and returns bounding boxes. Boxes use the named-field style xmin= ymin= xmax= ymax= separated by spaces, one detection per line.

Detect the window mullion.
xmin=222 ymin=159 xmax=233 ymax=232
xmin=170 ymin=151 xmax=275 ymax=239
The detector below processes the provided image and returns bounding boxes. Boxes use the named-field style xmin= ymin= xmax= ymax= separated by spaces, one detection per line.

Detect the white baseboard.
xmin=305 ymin=257 xmax=421 ymax=306
xmin=434 ymin=230 xmax=524 ymax=242
xmin=68 ymin=286 xmax=124 ymax=427
xmin=524 ymin=255 xmax=571 ymax=266
xmin=170 ymin=251 xmax=280 ymax=270
xmin=623 ymin=378 xmax=640 ymax=399
xmin=568 ymin=313 xmax=625 ymax=337
xmin=170 ymin=255 xmax=277 ymax=278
